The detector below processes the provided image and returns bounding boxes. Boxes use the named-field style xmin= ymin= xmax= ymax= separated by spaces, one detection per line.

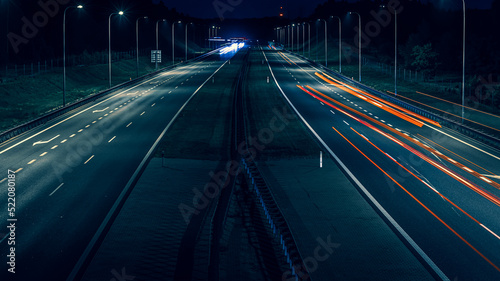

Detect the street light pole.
xmin=462 ymin=0 xmax=466 ymax=121
xmin=395 ymin=10 xmax=397 ymax=95
xmin=291 ymin=24 xmax=294 ymax=52
xmin=287 ymin=25 xmax=290 ymax=50
xmin=172 ymin=21 xmax=181 ymax=65
xmin=300 ymin=24 xmax=304 ymax=55
xmin=350 ymin=12 xmax=362 ymax=81
xmin=136 ymin=16 xmax=148 ymax=78
xmin=185 ymin=23 xmax=192 ymax=61
xmin=316 ymin=22 xmax=318 ymax=62
xmin=108 ymin=11 xmax=124 ymax=88
xmin=63 ymin=5 xmax=83 ymax=107
xmin=156 ymin=19 xmax=166 ymax=70
xmin=318 ymin=19 xmax=327 ymax=67
xmin=306 ymin=22 xmax=311 ymax=58
xmin=297 ymin=23 xmax=300 ymax=53
xmin=332 ymin=16 xmax=342 ymax=73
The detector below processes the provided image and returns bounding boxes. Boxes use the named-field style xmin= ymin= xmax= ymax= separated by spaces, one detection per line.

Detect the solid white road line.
xmin=425 ymin=124 xmax=500 ymax=161
xmin=49 ymin=183 xmax=64 ymax=196
xmin=481 ymin=224 xmax=500 ymax=240
xmin=262 ymin=47 xmax=450 ymax=281
xmin=84 ymin=155 xmax=94 ymax=165
xmin=0 ymin=73 xmax=167 ymax=155
xmin=67 ymin=56 xmax=231 ymax=281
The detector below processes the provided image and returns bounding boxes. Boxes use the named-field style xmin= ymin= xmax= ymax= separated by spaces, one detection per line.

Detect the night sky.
xmin=0 ymin=0 xmax=497 ymax=64
xmin=157 ymin=0 xmax=494 ymax=19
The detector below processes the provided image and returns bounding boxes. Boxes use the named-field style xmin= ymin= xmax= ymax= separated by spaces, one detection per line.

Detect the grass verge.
xmin=244 ymin=47 xmax=321 ymax=160
xmin=153 ymin=51 xmax=247 ymax=160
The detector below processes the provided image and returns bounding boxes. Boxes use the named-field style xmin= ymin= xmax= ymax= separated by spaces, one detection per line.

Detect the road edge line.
xmin=66 ymin=58 xmax=231 ymax=281
xmin=261 ymin=46 xmax=450 ymax=281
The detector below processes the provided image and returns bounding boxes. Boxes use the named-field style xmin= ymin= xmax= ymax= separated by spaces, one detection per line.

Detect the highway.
xmin=262 ymin=46 xmax=500 ymax=280
xmin=0 ymin=52 xmax=232 ymax=280
xmin=1 ymin=43 xmax=499 ymax=280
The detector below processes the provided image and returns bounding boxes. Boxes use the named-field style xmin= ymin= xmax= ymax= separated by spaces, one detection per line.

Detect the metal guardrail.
xmin=237 ymin=48 xmax=309 ymax=281
xmin=241 ymin=158 xmax=307 ymax=281
xmin=0 ymin=48 xmax=222 ymax=144
xmin=283 ymin=49 xmax=500 ymax=151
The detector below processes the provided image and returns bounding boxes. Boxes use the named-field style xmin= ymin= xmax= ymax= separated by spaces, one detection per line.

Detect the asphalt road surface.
xmin=262 ymin=45 xmax=500 ymax=280
xmin=0 ymin=52 xmax=233 ymax=280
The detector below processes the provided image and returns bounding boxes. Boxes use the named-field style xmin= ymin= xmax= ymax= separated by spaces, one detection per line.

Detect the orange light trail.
xmin=297 ymin=85 xmax=500 ymax=205
xmin=278 ymin=52 xmax=292 ymax=65
xmin=332 ymin=125 xmax=500 ymax=272
xmin=318 ymin=72 xmax=442 ymax=127
xmin=351 ymin=127 xmax=483 ymax=225
xmin=417 ymin=134 xmax=497 ymax=175
xmin=280 ymin=52 xmax=297 ymax=65
xmin=416 ymin=90 xmax=500 ymax=119
xmin=387 ymin=91 xmax=500 ymax=133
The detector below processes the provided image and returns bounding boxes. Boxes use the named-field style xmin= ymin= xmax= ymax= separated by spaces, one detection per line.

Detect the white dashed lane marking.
xmin=84 ymin=155 xmax=94 ymax=165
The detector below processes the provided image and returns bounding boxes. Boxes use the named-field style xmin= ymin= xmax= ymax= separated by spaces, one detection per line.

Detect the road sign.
xmin=151 ymin=50 xmax=161 ymax=63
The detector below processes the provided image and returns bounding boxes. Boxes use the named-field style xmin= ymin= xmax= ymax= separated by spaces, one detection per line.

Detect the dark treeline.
xmin=307 ymin=0 xmax=500 ymax=75
xmin=3 ymin=0 xmax=500 ymax=78
xmin=1 ymin=0 xmax=229 ymax=65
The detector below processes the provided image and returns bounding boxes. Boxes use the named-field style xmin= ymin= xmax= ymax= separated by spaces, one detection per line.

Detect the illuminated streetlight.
xmin=302 ymin=23 xmax=305 ymax=56
xmin=287 ymin=25 xmax=290 ymax=50
xmin=186 ymin=23 xmax=193 ymax=61
xmin=304 ymin=22 xmax=311 ymax=57
xmin=63 ymin=4 xmax=83 ymax=107
xmin=331 ymin=16 xmax=342 ymax=73
xmin=208 ymin=26 xmax=219 ymax=49
xmin=108 ymin=11 xmax=124 ymax=88
xmin=136 ymin=16 xmax=148 ymax=78
xmin=297 ymin=23 xmax=300 ymax=53
xmin=461 ymin=0 xmax=466 ymax=121
xmin=317 ymin=19 xmax=327 ymax=67
xmin=156 ymin=19 xmax=166 ymax=70
xmin=172 ymin=21 xmax=182 ymax=65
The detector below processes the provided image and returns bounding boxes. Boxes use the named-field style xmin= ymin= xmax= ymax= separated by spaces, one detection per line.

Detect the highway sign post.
xmin=151 ymin=50 xmax=162 ymax=63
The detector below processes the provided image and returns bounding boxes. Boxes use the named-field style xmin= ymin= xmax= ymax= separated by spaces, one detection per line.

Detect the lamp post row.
xmin=63 ymin=5 xmax=83 ymax=107
xmin=277 ymin=2 xmax=467 ymax=119
xmin=63 ymin=8 xmax=204 ymax=107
